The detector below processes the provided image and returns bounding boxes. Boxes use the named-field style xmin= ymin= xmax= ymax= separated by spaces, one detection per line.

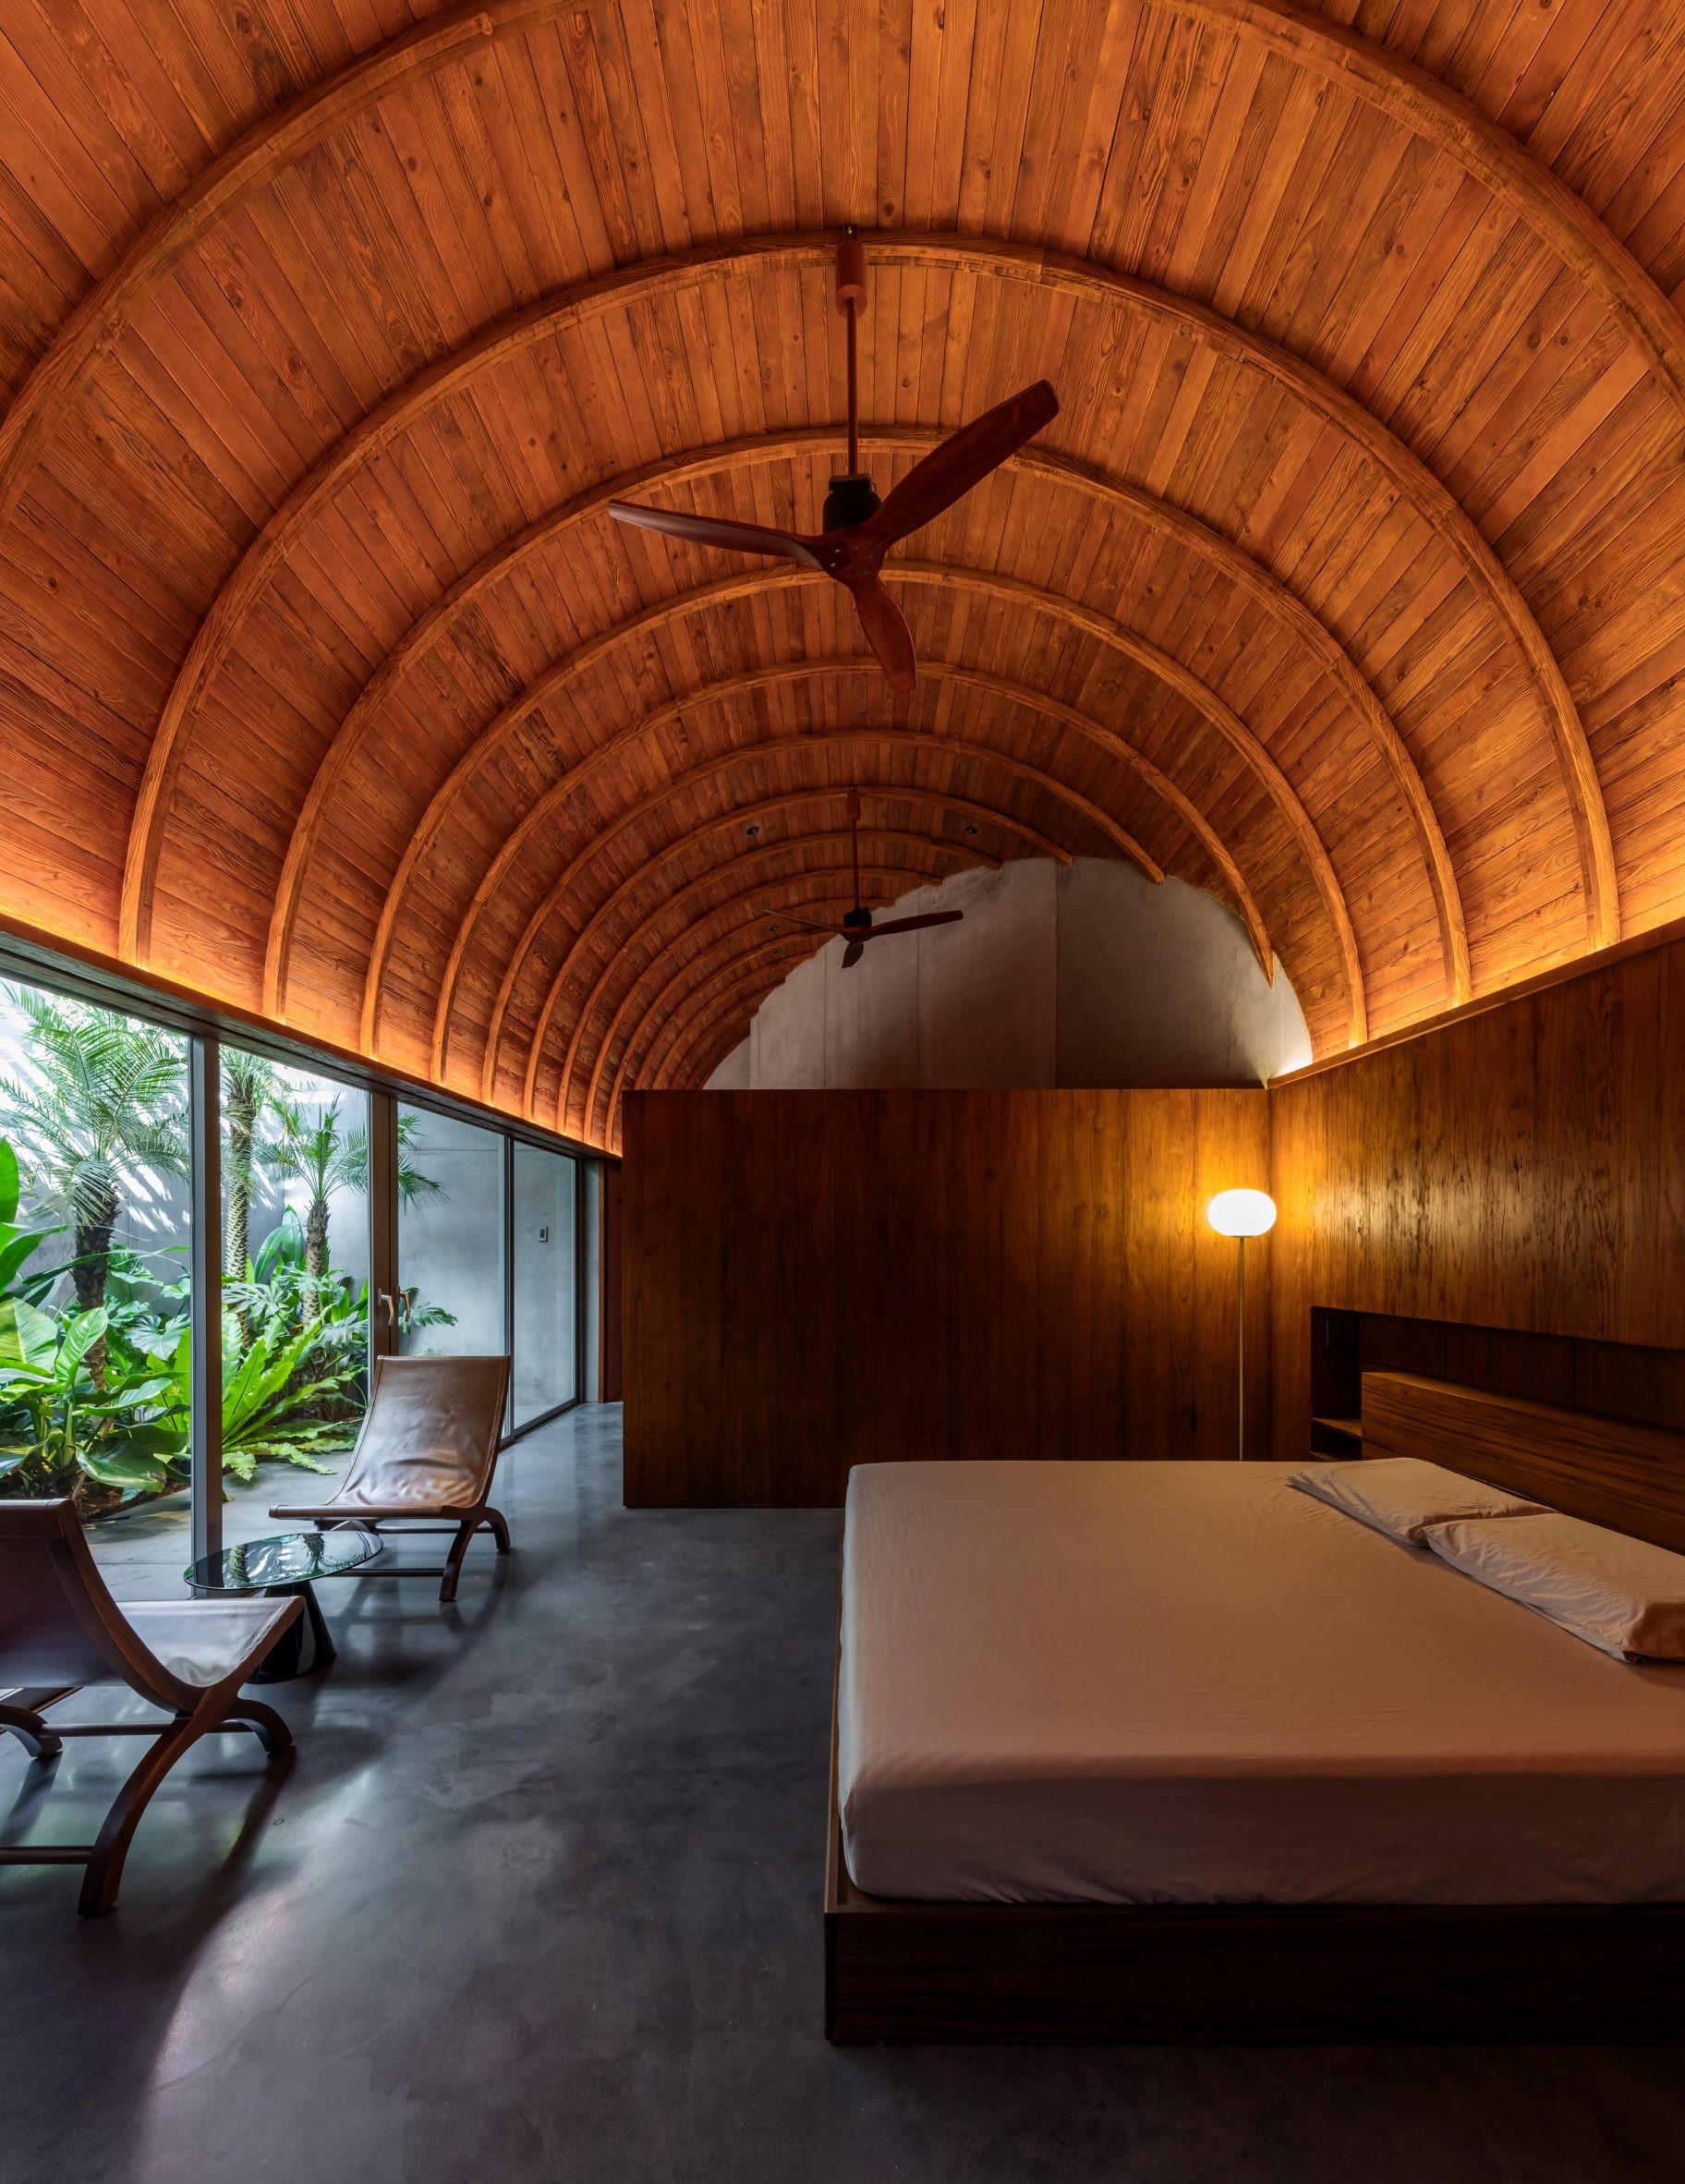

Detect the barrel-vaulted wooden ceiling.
xmin=2 ymin=0 xmax=1685 ymax=1149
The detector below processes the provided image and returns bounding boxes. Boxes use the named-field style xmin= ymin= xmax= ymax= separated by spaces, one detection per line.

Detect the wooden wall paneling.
xmin=1270 ymin=928 xmax=1685 ymax=1456
xmin=1362 ymin=1370 xmax=1685 ymax=1557
xmin=624 ymin=1088 xmax=1269 ymax=1504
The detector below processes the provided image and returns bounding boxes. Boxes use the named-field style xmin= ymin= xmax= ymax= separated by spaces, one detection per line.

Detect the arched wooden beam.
xmin=0 ymin=0 xmax=605 ymax=539
xmin=583 ymin=876 xmax=957 ymax=1141
xmin=649 ymin=956 xmax=819 ymax=1098
xmin=372 ymin=574 xmax=1300 ymax=1065
xmin=1147 ymin=0 xmax=1685 ymax=416
xmin=124 ymin=231 xmax=1608 ymax=970
xmin=510 ymin=727 xmax=1167 ymax=1120
xmin=484 ymin=789 xmax=1068 ymax=1105
xmin=599 ymin=915 xmax=871 ymax=1142
xmin=265 ymin=424 xmax=1464 ymax=1013
xmin=612 ymin=943 xmax=830 ymax=1144
xmin=561 ymin=833 xmax=999 ymax=1137
xmin=528 ymin=816 xmax=999 ymax=1116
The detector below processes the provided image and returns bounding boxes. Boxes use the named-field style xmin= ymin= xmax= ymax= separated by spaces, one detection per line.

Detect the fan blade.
xmin=865 ymin=381 xmax=1059 ymax=546
xmin=846 ymin=574 xmax=917 ymax=692
xmin=855 ymin=910 xmax=964 ymax=940
xmin=770 ymin=911 xmax=848 ymax=938
xmin=842 ymin=940 xmax=866 ymax=969
xmin=608 ymin=500 xmax=821 ymax=568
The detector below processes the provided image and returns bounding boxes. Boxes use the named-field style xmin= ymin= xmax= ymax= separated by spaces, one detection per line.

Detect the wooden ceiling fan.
xmin=607 ymin=233 xmax=1059 ymax=693
xmin=766 ymin=788 xmax=963 ymax=968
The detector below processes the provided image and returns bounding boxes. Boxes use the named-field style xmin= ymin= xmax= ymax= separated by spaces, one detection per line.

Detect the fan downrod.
xmin=823 ymin=231 xmax=882 ymax=533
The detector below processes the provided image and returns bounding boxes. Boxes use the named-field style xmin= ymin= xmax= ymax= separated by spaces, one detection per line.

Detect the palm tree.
xmin=265 ymin=1100 xmax=443 ymax=1320
xmin=223 ymin=1050 xmax=274 ymax=1287
xmin=266 ymin=1097 xmax=356 ymax=1322
xmin=222 ymin=1050 xmax=274 ymax=1344
xmin=0 ymin=987 xmax=188 ymax=1379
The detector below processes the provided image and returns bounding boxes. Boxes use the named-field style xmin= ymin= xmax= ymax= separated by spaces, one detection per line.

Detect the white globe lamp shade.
xmin=1206 ymin=1188 xmax=1277 ymax=1239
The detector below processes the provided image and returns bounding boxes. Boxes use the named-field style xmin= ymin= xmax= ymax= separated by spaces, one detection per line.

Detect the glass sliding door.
xmin=219 ymin=1048 xmax=371 ymax=1556
xmin=0 ymin=978 xmax=194 ymax=1589
xmin=396 ymin=1106 xmax=505 ymax=1386
xmin=512 ymin=1144 xmax=577 ymax=1426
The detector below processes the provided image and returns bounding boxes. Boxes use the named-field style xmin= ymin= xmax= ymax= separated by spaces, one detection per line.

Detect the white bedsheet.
xmin=837 ymin=1461 xmax=1685 ymax=1904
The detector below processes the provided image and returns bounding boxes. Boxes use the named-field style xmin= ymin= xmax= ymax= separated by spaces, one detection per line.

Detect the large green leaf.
xmin=0 ymin=1220 xmax=61 ymax=1292
xmin=0 ymin=1137 xmax=18 ymax=1227
xmin=77 ymin=1442 xmax=173 ymax=1490
xmin=0 ymin=1443 xmax=36 ymax=1477
xmin=55 ymin=1306 xmax=109 ymax=1379
xmin=0 ymin=1296 xmax=59 ymax=1377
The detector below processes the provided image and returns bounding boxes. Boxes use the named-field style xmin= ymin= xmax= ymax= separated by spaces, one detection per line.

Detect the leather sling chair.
xmin=0 ymin=1498 xmax=300 ymax=1916
xmin=271 ymin=1353 xmax=513 ymax=1604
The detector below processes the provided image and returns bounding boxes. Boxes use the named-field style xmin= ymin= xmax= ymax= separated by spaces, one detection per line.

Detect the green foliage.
xmin=0 ymin=987 xmax=187 ymax=1233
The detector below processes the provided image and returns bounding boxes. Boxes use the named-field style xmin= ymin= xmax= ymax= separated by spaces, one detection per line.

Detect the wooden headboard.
xmin=1362 ymin=1372 xmax=1685 ymax=1555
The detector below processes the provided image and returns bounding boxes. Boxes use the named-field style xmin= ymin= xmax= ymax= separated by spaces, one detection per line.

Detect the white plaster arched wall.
xmin=704 ymin=857 xmax=1312 ymax=1092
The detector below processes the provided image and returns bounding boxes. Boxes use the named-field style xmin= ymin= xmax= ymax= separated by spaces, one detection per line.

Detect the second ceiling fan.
xmin=608 ymin=233 xmax=1059 ymax=692
xmin=768 ymin=788 xmax=963 ymax=969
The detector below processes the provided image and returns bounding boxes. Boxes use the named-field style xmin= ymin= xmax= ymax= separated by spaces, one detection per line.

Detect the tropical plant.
xmin=222 ymin=1049 xmax=274 ymax=1338
xmin=147 ymin=1317 xmax=356 ymax=1481
xmin=265 ymin=1098 xmax=355 ymax=1320
xmin=0 ymin=987 xmax=187 ymax=1377
xmin=267 ymin=1098 xmax=444 ymax=1319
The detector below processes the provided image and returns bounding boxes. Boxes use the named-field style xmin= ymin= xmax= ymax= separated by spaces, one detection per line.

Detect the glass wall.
xmin=512 ymin=1144 xmax=577 ymax=1426
xmin=218 ymin=1050 xmax=371 ymax=1557
xmin=396 ymin=1105 xmax=505 ymax=1365
xmin=1 ymin=958 xmax=595 ymax=1602
xmin=0 ymin=979 xmax=193 ymax=1586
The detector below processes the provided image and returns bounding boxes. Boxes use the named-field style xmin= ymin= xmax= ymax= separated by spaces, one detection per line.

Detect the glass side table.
xmin=185 ymin=1528 xmax=382 ymax=1681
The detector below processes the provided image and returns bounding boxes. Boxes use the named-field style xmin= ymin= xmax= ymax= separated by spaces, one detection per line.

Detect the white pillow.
xmin=1288 ymin=1457 xmax=1547 ymax=1545
xmin=1424 ymin=1511 xmax=1685 ymax=1660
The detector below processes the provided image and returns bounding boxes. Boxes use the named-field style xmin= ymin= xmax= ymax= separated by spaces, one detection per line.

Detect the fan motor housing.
xmin=842 ymin=906 xmax=873 ymax=932
xmin=822 ymin=473 xmax=881 ymax=531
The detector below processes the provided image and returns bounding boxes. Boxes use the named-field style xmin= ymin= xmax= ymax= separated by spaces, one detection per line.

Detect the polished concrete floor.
xmin=4 ymin=1406 xmax=1683 ymax=2184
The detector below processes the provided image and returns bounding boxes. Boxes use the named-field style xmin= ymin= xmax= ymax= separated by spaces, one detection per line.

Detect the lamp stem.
xmin=1237 ymin=1233 xmax=1245 ymax=1462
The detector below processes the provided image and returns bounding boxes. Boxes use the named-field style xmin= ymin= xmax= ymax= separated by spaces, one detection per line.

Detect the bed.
xmin=825 ymin=1379 xmax=1685 ymax=2043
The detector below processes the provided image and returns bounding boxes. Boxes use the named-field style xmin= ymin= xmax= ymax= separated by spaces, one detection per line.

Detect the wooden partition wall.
xmin=1268 ymin=927 xmax=1685 ymax=1454
xmin=623 ymin=1089 xmax=1269 ymax=1505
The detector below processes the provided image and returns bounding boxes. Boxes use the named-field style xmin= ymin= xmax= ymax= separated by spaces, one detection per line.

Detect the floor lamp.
xmin=1206 ymin=1190 xmax=1277 ymax=1460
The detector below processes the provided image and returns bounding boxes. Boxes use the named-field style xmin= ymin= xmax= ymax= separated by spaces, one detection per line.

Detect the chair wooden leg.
xmin=483 ymin=1507 xmax=512 ymax=1554
xmin=439 ymin=1521 xmax=477 ymax=1604
xmin=0 ymin=1703 xmax=62 ymax=1762
xmin=213 ymin=1698 xmax=292 ymax=1755
xmin=78 ymin=1705 xmax=213 ymax=1917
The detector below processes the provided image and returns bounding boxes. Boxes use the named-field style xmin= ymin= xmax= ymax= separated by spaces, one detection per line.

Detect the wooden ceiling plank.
xmin=501 ymin=721 xmax=1163 ymax=1118
xmin=1146 ymin=0 xmax=1685 ymax=411
xmin=124 ymin=234 xmax=1597 ymax=984
xmin=569 ymin=844 xmax=988 ymax=1132
xmin=361 ymin=579 xmax=1293 ymax=1067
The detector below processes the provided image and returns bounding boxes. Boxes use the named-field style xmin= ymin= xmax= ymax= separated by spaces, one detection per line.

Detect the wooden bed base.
xmin=825 ymin=1363 xmax=1685 ymax=2043
xmin=824 ymin=1710 xmax=1685 ymax=2044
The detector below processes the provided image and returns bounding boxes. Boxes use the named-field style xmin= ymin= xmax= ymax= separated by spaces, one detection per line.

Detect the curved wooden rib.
xmin=511 ymin=728 xmax=1167 ymax=1120
xmin=628 ymin=944 xmax=826 ymax=1117
xmin=0 ymin=2 xmax=551 ymax=535
xmin=580 ymin=877 xmax=955 ymax=1140
xmin=483 ymin=791 xmax=1068 ymax=1104
xmin=558 ymin=832 xmax=999 ymax=1134
xmin=126 ymin=233 xmax=1604 ymax=975
xmin=519 ymin=819 xmax=995 ymax=1112
xmin=600 ymin=920 xmax=856 ymax=1138
xmin=1148 ymin=0 xmax=1685 ymax=418
xmin=266 ymin=424 xmax=1465 ymax=1014
xmin=406 ymin=569 xmax=1288 ymax=1074
xmin=649 ymin=956 xmax=814 ymax=1096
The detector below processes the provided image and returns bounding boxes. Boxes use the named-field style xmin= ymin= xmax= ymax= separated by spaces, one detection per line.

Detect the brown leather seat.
xmin=0 ymin=1498 xmax=300 ymax=1916
xmin=271 ymin=1353 xmax=513 ymax=1603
